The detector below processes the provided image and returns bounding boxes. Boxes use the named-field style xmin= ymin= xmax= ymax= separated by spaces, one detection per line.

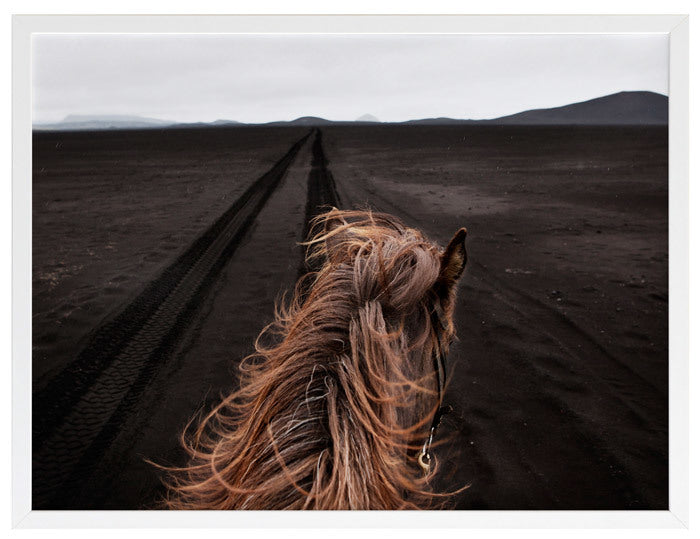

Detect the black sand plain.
xmin=32 ymin=124 xmax=668 ymax=509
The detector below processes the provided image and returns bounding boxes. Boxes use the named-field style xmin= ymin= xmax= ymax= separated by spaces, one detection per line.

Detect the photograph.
xmin=29 ymin=30 xmax=669 ymax=511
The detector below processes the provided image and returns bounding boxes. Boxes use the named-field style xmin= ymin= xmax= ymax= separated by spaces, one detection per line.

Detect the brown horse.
xmin=160 ymin=208 xmax=467 ymax=509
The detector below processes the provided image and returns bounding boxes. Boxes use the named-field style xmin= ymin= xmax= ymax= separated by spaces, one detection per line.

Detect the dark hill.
xmin=34 ymin=114 xmax=175 ymax=131
xmin=403 ymin=91 xmax=668 ymax=126
xmin=402 ymin=117 xmax=476 ymax=125
xmin=487 ymin=91 xmax=668 ymax=126
xmin=265 ymin=116 xmax=334 ymax=126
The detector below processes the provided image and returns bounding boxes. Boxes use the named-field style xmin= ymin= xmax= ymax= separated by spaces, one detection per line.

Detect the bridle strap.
xmin=417 ymin=301 xmax=451 ymax=475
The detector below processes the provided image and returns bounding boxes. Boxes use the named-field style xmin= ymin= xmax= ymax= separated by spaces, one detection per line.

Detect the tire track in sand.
xmin=298 ymin=128 xmax=342 ymax=279
xmin=73 ymin=130 xmax=317 ymax=509
xmin=33 ymin=132 xmax=311 ymax=509
xmin=75 ymin=128 xmax=340 ymax=508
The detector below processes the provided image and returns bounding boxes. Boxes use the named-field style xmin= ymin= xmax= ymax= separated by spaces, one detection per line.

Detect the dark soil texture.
xmin=32 ymin=124 xmax=668 ymax=510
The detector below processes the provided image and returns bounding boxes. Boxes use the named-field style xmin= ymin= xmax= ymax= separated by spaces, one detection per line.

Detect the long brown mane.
xmin=160 ymin=208 xmax=467 ymax=509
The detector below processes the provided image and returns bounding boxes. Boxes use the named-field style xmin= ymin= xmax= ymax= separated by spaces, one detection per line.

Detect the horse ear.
xmin=438 ymin=228 xmax=467 ymax=290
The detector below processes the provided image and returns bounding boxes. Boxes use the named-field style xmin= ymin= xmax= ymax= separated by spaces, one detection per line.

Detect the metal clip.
xmin=417 ymin=426 xmax=436 ymax=475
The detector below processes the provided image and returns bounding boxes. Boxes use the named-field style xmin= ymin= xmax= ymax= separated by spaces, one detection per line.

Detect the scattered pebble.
xmin=505 ymin=268 xmax=533 ymax=275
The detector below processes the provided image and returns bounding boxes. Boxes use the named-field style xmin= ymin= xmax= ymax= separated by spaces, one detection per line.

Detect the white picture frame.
xmin=12 ymin=13 xmax=689 ymax=529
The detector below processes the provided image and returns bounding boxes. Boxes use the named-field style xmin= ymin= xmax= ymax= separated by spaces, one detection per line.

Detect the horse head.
xmin=162 ymin=208 xmax=468 ymax=509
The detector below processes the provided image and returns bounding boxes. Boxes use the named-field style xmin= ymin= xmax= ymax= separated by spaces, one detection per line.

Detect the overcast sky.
xmin=32 ymin=34 xmax=668 ymax=124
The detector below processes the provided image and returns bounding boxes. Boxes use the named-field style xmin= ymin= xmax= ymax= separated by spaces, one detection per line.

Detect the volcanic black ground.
xmin=32 ymin=124 xmax=668 ymax=509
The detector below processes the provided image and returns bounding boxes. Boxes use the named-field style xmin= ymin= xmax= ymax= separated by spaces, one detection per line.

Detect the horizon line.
xmin=33 ymin=89 xmax=669 ymax=127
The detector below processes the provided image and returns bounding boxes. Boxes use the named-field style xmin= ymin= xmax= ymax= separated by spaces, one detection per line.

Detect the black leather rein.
xmin=416 ymin=300 xmax=452 ymax=475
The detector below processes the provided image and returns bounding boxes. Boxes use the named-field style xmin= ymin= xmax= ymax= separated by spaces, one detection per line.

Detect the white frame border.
xmin=12 ymin=14 xmax=689 ymax=529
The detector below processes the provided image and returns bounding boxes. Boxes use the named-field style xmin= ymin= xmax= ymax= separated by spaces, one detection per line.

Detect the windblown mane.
xmin=160 ymin=208 xmax=466 ymax=509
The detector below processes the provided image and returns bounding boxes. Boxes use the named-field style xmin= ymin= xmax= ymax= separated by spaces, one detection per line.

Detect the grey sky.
xmin=32 ymin=34 xmax=668 ymax=124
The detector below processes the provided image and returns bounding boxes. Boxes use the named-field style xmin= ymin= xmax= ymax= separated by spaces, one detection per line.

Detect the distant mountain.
xmin=33 ymin=115 xmax=247 ymax=131
xmin=264 ymin=116 xmax=335 ymax=126
xmin=403 ymin=91 xmax=668 ymax=126
xmin=34 ymin=114 xmax=176 ymax=131
xmin=404 ymin=92 xmax=668 ymax=125
xmin=402 ymin=117 xmax=474 ymax=126
xmin=486 ymin=91 xmax=668 ymax=126
xmin=33 ymin=91 xmax=668 ymax=131
xmin=210 ymin=119 xmax=242 ymax=126
xmin=174 ymin=119 xmax=244 ymax=129
xmin=356 ymin=114 xmax=380 ymax=123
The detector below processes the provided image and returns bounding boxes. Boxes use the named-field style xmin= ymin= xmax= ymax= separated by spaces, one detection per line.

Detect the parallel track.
xmin=33 ymin=133 xmax=310 ymax=508
xmin=299 ymin=129 xmax=342 ymax=279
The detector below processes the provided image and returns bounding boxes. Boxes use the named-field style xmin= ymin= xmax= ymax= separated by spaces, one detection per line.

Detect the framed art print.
xmin=12 ymin=13 xmax=689 ymax=528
